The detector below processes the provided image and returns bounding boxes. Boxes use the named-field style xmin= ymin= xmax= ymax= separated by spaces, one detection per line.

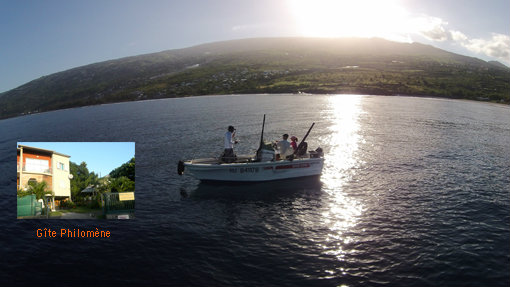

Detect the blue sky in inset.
xmin=1 ymin=0 xmax=509 ymax=92
xmin=18 ymin=142 xmax=135 ymax=177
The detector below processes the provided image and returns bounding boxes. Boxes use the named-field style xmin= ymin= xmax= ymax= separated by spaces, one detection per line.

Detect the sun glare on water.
xmin=288 ymin=0 xmax=412 ymax=42
xmin=317 ymin=95 xmax=365 ymax=262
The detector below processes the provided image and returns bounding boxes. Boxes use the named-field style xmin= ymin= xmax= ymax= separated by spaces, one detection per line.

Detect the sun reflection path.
xmin=318 ymin=95 xmax=365 ymax=262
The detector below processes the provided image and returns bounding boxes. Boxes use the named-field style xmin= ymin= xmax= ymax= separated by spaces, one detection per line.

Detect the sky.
xmin=18 ymin=142 xmax=135 ymax=177
xmin=1 ymin=0 xmax=509 ymax=93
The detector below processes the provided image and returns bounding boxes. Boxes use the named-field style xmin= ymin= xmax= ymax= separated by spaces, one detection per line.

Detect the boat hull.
xmin=183 ymin=157 xmax=324 ymax=182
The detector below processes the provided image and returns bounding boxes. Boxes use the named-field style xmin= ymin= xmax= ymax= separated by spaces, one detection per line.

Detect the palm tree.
xmin=27 ymin=181 xmax=53 ymax=200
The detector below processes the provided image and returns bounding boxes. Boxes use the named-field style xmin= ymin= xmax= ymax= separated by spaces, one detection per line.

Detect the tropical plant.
xmin=17 ymin=188 xmax=31 ymax=198
xmin=95 ymin=176 xmax=112 ymax=194
xmin=27 ymin=180 xmax=53 ymax=200
xmin=110 ymin=176 xmax=135 ymax=193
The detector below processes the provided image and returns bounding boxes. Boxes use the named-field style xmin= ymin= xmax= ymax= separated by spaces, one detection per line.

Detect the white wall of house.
xmin=51 ymin=153 xmax=71 ymax=197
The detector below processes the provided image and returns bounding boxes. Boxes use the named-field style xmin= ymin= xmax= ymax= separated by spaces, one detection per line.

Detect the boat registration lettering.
xmin=229 ymin=167 xmax=260 ymax=173
xmin=275 ymin=163 xmax=311 ymax=170
xmin=240 ymin=167 xmax=259 ymax=173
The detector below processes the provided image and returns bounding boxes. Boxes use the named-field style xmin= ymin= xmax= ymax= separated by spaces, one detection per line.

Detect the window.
xmin=28 ymin=178 xmax=37 ymax=186
xmin=25 ymin=158 xmax=50 ymax=173
xmin=58 ymin=162 xmax=65 ymax=170
xmin=25 ymin=178 xmax=38 ymax=191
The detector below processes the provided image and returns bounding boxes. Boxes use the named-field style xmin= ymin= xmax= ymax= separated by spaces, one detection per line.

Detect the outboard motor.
xmin=309 ymin=147 xmax=324 ymax=158
xmin=177 ymin=160 xmax=185 ymax=175
xmin=315 ymin=147 xmax=324 ymax=157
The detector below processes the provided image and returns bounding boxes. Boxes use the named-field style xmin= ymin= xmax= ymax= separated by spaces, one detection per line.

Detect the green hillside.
xmin=1 ymin=37 xmax=509 ymax=119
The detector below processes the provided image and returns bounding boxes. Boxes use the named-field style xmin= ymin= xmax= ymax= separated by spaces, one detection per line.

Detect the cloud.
xmin=420 ymin=18 xmax=449 ymax=42
xmin=413 ymin=16 xmax=450 ymax=42
xmin=449 ymin=30 xmax=468 ymax=42
xmin=413 ymin=15 xmax=510 ymax=63
xmin=462 ymin=33 xmax=510 ymax=60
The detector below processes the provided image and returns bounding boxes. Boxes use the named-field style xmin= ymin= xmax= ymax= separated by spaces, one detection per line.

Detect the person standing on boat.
xmin=276 ymin=134 xmax=291 ymax=160
xmin=222 ymin=125 xmax=238 ymax=163
xmin=290 ymin=136 xmax=298 ymax=151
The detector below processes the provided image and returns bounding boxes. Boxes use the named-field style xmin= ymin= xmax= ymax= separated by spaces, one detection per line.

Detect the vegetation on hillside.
xmin=0 ymin=38 xmax=508 ymax=119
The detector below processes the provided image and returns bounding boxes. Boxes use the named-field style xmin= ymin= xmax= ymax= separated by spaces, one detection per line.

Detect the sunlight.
xmin=288 ymin=0 xmax=412 ymax=42
xmin=317 ymin=95 xmax=365 ymax=261
xmin=321 ymin=95 xmax=364 ymax=189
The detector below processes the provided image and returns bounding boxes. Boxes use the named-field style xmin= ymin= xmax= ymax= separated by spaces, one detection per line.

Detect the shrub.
xmin=60 ymin=200 xmax=76 ymax=209
xmin=87 ymin=200 xmax=101 ymax=209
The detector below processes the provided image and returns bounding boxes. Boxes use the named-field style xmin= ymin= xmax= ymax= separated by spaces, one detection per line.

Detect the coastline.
xmin=1 ymin=92 xmax=508 ymax=121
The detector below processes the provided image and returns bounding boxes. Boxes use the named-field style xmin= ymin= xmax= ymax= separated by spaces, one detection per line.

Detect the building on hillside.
xmin=17 ymin=145 xmax=72 ymax=209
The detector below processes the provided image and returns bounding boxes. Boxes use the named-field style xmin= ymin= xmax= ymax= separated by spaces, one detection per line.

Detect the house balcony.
xmin=18 ymin=163 xmax=52 ymax=175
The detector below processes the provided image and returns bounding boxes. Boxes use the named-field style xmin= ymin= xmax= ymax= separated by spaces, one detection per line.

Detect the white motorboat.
xmin=177 ymin=115 xmax=324 ymax=182
xmin=179 ymin=154 xmax=324 ymax=182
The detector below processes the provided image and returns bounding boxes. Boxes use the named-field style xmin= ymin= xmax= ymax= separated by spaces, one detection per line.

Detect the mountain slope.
xmin=1 ymin=37 xmax=509 ymax=119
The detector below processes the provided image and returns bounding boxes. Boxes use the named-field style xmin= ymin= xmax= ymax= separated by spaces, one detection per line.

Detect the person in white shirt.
xmin=276 ymin=134 xmax=291 ymax=160
xmin=222 ymin=125 xmax=238 ymax=162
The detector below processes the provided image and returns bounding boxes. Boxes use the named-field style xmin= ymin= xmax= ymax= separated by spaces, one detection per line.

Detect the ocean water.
xmin=1 ymin=94 xmax=509 ymax=286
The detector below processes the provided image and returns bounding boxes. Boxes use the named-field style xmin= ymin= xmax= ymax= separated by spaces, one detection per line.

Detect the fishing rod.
xmin=255 ymin=114 xmax=266 ymax=161
xmin=294 ymin=122 xmax=315 ymax=155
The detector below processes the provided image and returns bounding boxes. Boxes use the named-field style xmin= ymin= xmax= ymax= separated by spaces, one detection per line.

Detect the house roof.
xmin=81 ymin=185 xmax=96 ymax=193
xmin=18 ymin=145 xmax=71 ymax=158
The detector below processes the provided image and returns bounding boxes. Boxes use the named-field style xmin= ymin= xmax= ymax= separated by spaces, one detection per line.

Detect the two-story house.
xmin=17 ymin=145 xmax=71 ymax=209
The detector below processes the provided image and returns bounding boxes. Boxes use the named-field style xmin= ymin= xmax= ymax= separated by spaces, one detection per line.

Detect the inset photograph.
xmin=17 ymin=142 xmax=135 ymax=219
